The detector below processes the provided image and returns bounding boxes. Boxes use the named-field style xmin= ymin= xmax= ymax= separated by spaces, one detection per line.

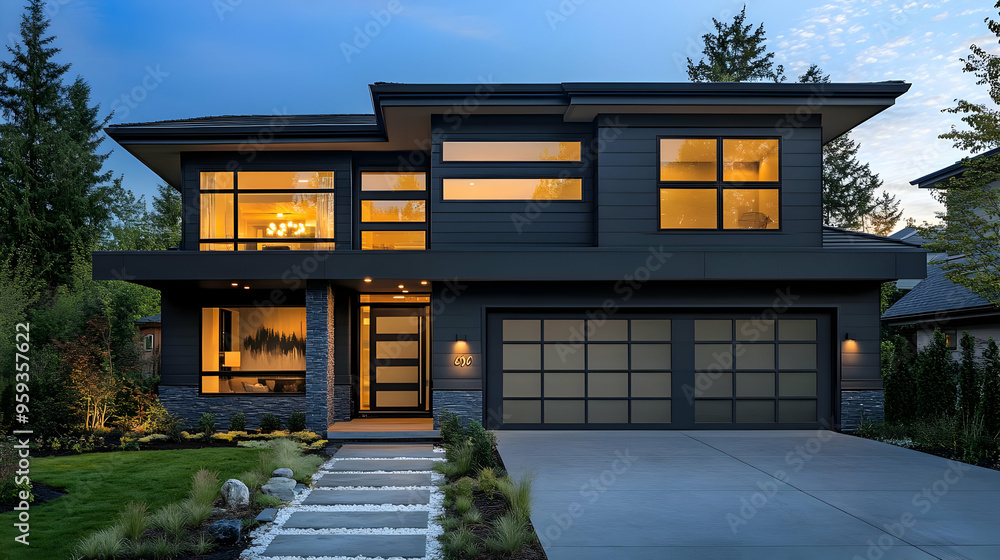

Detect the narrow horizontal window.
xmin=660 ymin=139 xmax=717 ymax=181
xmin=200 ymin=171 xmax=234 ymax=191
xmin=442 ymin=141 xmax=582 ymax=162
xmin=659 ymin=188 xmax=717 ymax=229
xmin=361 ymin=172 xmax=426 ymax=191
xmin=361 ymin=231 xmax=426 ymax=250
xmin=723 ymin=139 xmax=779 ymax=182
xmin=443 ymin=178 xmax=582 ymax=201
xmin=361 ymin=200 xmax=426 ymax=222
xmin=723 ymin=189 xmax=779 ymax=229
xmin=237 ymin=192 xmax=334 ymax=240
xmin=359 ymin=294 xmax=431 ymax=303
xmin=238 ymin=242 xmax=334 ymax=251
xmin=238 ymin=171 xmax=334 ymax=190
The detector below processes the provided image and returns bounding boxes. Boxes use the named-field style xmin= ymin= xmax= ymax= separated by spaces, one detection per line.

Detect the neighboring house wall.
xmin=914 ymin=324 xmax=1000 ymax=360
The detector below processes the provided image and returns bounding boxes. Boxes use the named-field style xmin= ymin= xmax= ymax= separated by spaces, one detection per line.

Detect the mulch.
xmin=0 ymin=482 xmax=66 ymax=513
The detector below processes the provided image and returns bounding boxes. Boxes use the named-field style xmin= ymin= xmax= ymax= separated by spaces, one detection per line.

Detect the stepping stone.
xmin=263 ymin=534 xmax=425 ymax=558
xmin=316 ymin=472 xmax=432 ymax=488
xmin=284 ymin=510 xmax=428 ymax=529
xmin=336 ymin=444 xmax=441 ymax=459
xmin=330 ymin=458 xmax=436 ymax=471
xmin=302 ymin=488 xmax=430 ymax=505
xmin=255 ymin=508 xmax=278 ymax=523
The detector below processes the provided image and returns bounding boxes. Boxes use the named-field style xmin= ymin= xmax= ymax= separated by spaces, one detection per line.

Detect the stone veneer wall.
xmin=332 ymin=385 xmax=352 ymax=423
xmin=305 ymin=282 xmax=333 ymax=432
xmin=840 ymin=389 xmax=884 ymax=432
xmin=433 ymin=390 xmax=483 ymax=428
xmin=159 ymin=386 xmax=306 ymax=430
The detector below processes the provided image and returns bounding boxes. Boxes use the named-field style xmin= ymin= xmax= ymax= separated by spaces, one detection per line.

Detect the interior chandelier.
xmin=266 ymin=220 xmax=306 ymax=237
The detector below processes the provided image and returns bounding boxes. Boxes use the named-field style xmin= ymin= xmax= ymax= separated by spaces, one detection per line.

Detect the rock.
xmin=261 ymin=476 xmax=296 ymax=501
xmin=221 ymin=479 xmax=249 ymax=508
xmin=272 ymin=467 xmax=294 ymax=479
xmin=208 ymin=519 xmax=242 ymax=545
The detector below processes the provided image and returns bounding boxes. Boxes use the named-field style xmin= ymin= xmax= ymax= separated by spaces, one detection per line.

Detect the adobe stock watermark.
xmin=545 ymin=0 xmax=588 ymax=30
xmin=538 ymin=448 xmax=638 ymax=546
xmin=340 ymin=1 xmax=404 ymax=63
xmin=110 ymin=65 xmax=169 ymax=121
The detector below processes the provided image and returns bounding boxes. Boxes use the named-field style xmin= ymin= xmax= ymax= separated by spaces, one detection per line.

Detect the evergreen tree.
xmin=686 ymin=5 xmax=785 ymax=83
xmin=883 ymin=334 xmax=917 ymax=423
xmin=981 ymin=338 xmax=1000 ymax=437
xmin=925 ymin=4 xmax=1000 ymax=303
xmin=916 ymin=330 xmax=958 ymax=419
xmin=150 ymin=184 xmax=182 ymax=249
xmin=958 ymin=332 xmax=981 ymax=422
xmin=864 ymin=190 xmax=904 ymax=237
xmin=0 ymin=0 xmax=116 ymax=286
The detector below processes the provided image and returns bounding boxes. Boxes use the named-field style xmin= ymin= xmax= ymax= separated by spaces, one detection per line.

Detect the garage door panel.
xmin=544 ymin=372 xmax=585 ymax=397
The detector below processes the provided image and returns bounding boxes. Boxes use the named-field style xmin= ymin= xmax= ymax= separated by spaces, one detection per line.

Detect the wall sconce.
xmin=844 ymin=332 xmax=851 ymax=341
xmin=455 ymin=334 xmax=467 ymax=341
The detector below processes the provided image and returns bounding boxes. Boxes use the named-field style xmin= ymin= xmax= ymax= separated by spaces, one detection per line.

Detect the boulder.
xmin=261 ymin=476 xmax=296 ymax=501
xmin=221 ymin=479 xmax=249 ymax=508
xmin=272 ymin=467 xmax=294 ymax=479
xmin=208 ymin=519 xmax=242 ymax=545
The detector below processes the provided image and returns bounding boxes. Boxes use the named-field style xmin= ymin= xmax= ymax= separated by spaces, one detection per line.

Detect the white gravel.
xmin=240 ymin=455 xmax=445 ymax=560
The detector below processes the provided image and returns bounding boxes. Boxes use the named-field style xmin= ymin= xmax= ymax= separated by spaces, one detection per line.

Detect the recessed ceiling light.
xmin=393 ymin=295 xmax=404 ymax=299
xmin=469 ymin=182 xmax=475 ymax=186
xmin=297 ymin=179 xmax=308 ymax=183
xmin=398 ymin=284 xmax=404 ymax=289
xmin=402 ymin=290 xmax=409 ymax=293
xmin=420 ymin=280 xmax=428 ymax=285
xmin=243 ymin=286 xmax=250 ymax=290
xmin=231 ymin=282 xmax=239 ymax=287
xmin=364 ymin=277 xmax=372 ymax=283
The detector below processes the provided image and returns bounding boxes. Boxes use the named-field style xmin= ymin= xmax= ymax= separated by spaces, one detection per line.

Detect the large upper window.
xmin=443 ymin=178 xmax=583 ymax=201
xmin=658 ymin=138 xmax=780 ymax=230
xmin=199 ymin=171 xmax=334 ymax=251
xmin=200 ymin=306 xmax=306 ymax=394
xmin=359 ymin=172 xmax=427 ymax=250
xmin=442 ymin=141 xmax=582 ymax=162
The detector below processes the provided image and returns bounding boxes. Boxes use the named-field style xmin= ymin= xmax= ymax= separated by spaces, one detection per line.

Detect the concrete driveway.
xmin=495 ymin=430 xmax=1000 ymax=560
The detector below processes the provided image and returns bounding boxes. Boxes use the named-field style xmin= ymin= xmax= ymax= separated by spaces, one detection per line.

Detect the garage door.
xmin=486 ymin=312 xmax=832 ymax=429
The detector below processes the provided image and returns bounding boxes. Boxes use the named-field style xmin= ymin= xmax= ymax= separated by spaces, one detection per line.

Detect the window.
xmin=659 ymin=138 xmax=780 ymax=230
xmin=443 ymin=178 xmax=583 ymax=201
xmin=199 ymin=171 xmax=334 ymax=251
xmin=143 ymin=334 xmax=154 ymax=351
xmin=359 ymin=172 xmax=427 ymax=250
xmin=200 ymin=306 xmax=306 ymax=394
xmin=442 ymin=141 xmax=582 ymax=162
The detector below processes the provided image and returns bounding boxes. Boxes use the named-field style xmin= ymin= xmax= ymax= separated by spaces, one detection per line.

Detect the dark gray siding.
xmin=596 ymin=114 xmax=823 ymax=248
xmin=430 ymin=115 xmax=596 ymax=248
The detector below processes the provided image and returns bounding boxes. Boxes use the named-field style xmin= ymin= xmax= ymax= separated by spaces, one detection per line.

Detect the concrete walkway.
xmin=244 ymin=444 xmax=444 ymax=560
xmin=496 ymin=430 xmax=1000 ymax=560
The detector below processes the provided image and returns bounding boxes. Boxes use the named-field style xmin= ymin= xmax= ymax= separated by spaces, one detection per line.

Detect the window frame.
xmin=356 ymin=168 xmax=429 ymax=250
xmin=143 ymin=334 xmax=154 ymax=352
xmin=198 ymin=170 xmax=337 ymax=251
xmin=441 ymin=140 xmax=584 ymax=163
xmin=198 ymin=305 xmax=307 ymax=397
xmin=657 ymin=135 xmax=782 ymax=232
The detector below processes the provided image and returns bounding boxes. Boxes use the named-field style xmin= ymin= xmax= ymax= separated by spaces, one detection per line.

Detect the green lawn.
xmin=0 ymin=448 xmax=259 ymax=560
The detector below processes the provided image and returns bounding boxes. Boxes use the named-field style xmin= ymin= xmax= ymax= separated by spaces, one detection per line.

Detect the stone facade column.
xmin=305 ymin=282 xmax=332 ymax=433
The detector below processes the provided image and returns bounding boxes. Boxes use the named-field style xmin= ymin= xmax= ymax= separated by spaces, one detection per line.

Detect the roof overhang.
xmin=105 ymin=81 xmax=910 ymax=189
xmin=910 ymin=146 xmax=1000 ymax=189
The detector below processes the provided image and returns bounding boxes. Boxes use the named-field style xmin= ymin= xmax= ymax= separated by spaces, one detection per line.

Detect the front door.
xmin=361 ymin=306 xmax=429 ymax=414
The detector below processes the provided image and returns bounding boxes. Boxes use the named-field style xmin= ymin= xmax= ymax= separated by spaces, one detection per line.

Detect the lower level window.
xmin=361 ymin=231 xmax=426 ymax=250
xmin=200 ymin=306 xmax=306 ymax=394
xmin=660 ymin=188 xmax=779 ymax=230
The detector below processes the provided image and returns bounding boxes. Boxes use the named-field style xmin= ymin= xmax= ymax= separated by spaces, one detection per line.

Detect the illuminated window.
xmin=659 ymin=137 xmax=780 ymax=231
xmin=361 ymin=231 xmax=426 ymax=250
xmin=361 ymin=172 xmax=426 ymax=191
xmin=443 ymin=178 xmax=582 ymax=201
xmin=199 ymin=172 xmax=335 ymax=250
xmin=660 ymin=139 xmax=717 ymax=181
xmin=361 ymin=200 xmax=426 ymax=222
xmin=200 ymin=306 xmax=306 ymax=394
xmin=443 ymin=141 xmax=582 ymax=162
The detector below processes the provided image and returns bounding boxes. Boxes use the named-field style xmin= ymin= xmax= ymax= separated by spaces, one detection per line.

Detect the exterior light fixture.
xmin=420 ymin=280 xmax=428 ymax=285
xmin=398 ymin=284 xmax=404 ymax=289
xmin=844 ymin=332 xmax=851 ymax=341
xmin=231 ymin=282 xmax=239 ymax=287
xmin=243 ymin=286 xmax=250 ymax=290
xmin=364 ymin=277 xmax=372 ymax=283
xmin=455 ymin=334 xmax=467 ymax=341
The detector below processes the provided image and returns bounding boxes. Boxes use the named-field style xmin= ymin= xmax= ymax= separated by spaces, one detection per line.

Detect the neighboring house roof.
xmin=882 ymin=259 xmax=996 ymax=323
xmin=821 ymin=226 xmax=923 ymax=249
xmin=910 ymin=146 xmax=1000 ymax=189
xmin=888 ymin=227 xmax=926 ymax=246
xmin=136 ymin=314 xmax=161 ymax=325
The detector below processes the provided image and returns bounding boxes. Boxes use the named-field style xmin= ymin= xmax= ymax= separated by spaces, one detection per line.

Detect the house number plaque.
xmin=454 ymin=355 xmax=473 ymax=367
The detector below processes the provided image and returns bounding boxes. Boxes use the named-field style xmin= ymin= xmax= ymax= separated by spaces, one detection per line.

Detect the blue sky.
xmin=2 ymin=0 xmax=995 ymax=225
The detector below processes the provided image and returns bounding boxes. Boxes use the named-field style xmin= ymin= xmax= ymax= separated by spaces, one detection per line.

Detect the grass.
xmin=189 ymin=468 xmax=220 ymax=506
xmin=0 ymin=447 xmax=258 ymax=560
xmin=435 ymin=441 xmax=474 ymax=478
xmin=485 ymin=512 xmax=535 ymax=553
xmin=150 ymin=502 xmax=190 ymax=539
xmin=441 ymin=526 xmax=479 ymax=559
xmin=181 ymin=498 xmax=214 ymax=526
xmin=498 ymin=472 xmax=533 ymax=523
xmin=117 ymin=501 xmax=150 ymax=542
xmin=74 ymin=526 xmax=125 ymax=559
xmin=259 ymin=439 xmax=324 ymax=484
xmin=254 ymin=493 xmax=284 ymax=508
xmin=855 ymin=416 xmax=1000 ymax=467
xmin=238 ymin=469 xmax=268 ymax=491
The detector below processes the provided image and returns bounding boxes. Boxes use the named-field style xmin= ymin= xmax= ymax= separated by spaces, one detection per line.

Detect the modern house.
xmin=883 ymin=152 xmax=1000 ymax=358
xmin=93 ymin=81 xmax=925 ymax=433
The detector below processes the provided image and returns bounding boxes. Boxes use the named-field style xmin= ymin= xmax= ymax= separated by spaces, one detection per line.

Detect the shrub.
xmin=228 ymin=412 xmax=247 ymax=432
xmin=182 ymin=498 xmax=214 ymax=526
xmin=198 ymin=413 xmax=217 ymax=436
xmin=151 ymin=502 xmax=190 ymax=538
xmin=117 ymin=501 xmax=149 ymax=541
xmin=462 ymin=506 xmax=482 ymax=525
xmin=255 ymin=493 xmax=284 ymax=508
xmin=436 ymin=441 xmax=474 ymax=478
xmin=499 ymin=473 xmax=533 ymax=523
xmin=440 ymin=526 xmax=478 ymax=559
xmin=131 ymin=535 xmax=182 ymax=560
xmin=189 ymin=468 xmax=220 ymax=507
xmin=454 ymin=494 xmax=473 ymax=515
xmin=485 ymin=512 xmax=534 ymax=554
xmin=440 ymin=409 xmax=465 ymax=446
xmin=287 ymin=411 xmax=307 ymax=432
xmin=75 ymin=526 xmax=125 ymax=559
xmin=958 ymin=332 xmax=982 ymax=424
xmin=259 ymin=413 xmax=281 ymax=434
xmin=982 ymin=338 xmax=1000 ymax=437
xmin=145 ymin=399 xmax=183 ymax=440
xmin=261 ymin=438 xmax=323 ymax=483
xmin=883 ymin=334 xmax=917 ymax=424
xmin=917 ymin=330 xmax=958 ymax=419
xmin=239 ymin=469 xmax=268 ymax=491
xmin=466 ymin=420 xmax=497 ymax=473
xmin=477 ymin=467 xmax=499 ymax=499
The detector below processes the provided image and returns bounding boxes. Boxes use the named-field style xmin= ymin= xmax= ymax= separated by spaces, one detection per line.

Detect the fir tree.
xmin=958 ymin=332 xmax=981 ymax=422
xmin=686 ymin=5 xmax=785 ymax=83
xmin=916 ymin=330 xmax=958 ymax=419
xmin=883 ymin=334 xmax=917 ymax=423
xmin=980 ymin=337 xmax=1000 ymax=437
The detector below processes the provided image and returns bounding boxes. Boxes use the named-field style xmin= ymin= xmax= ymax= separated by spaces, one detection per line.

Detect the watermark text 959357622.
xmin=13 ymin=322 xmax=32 ymax=546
